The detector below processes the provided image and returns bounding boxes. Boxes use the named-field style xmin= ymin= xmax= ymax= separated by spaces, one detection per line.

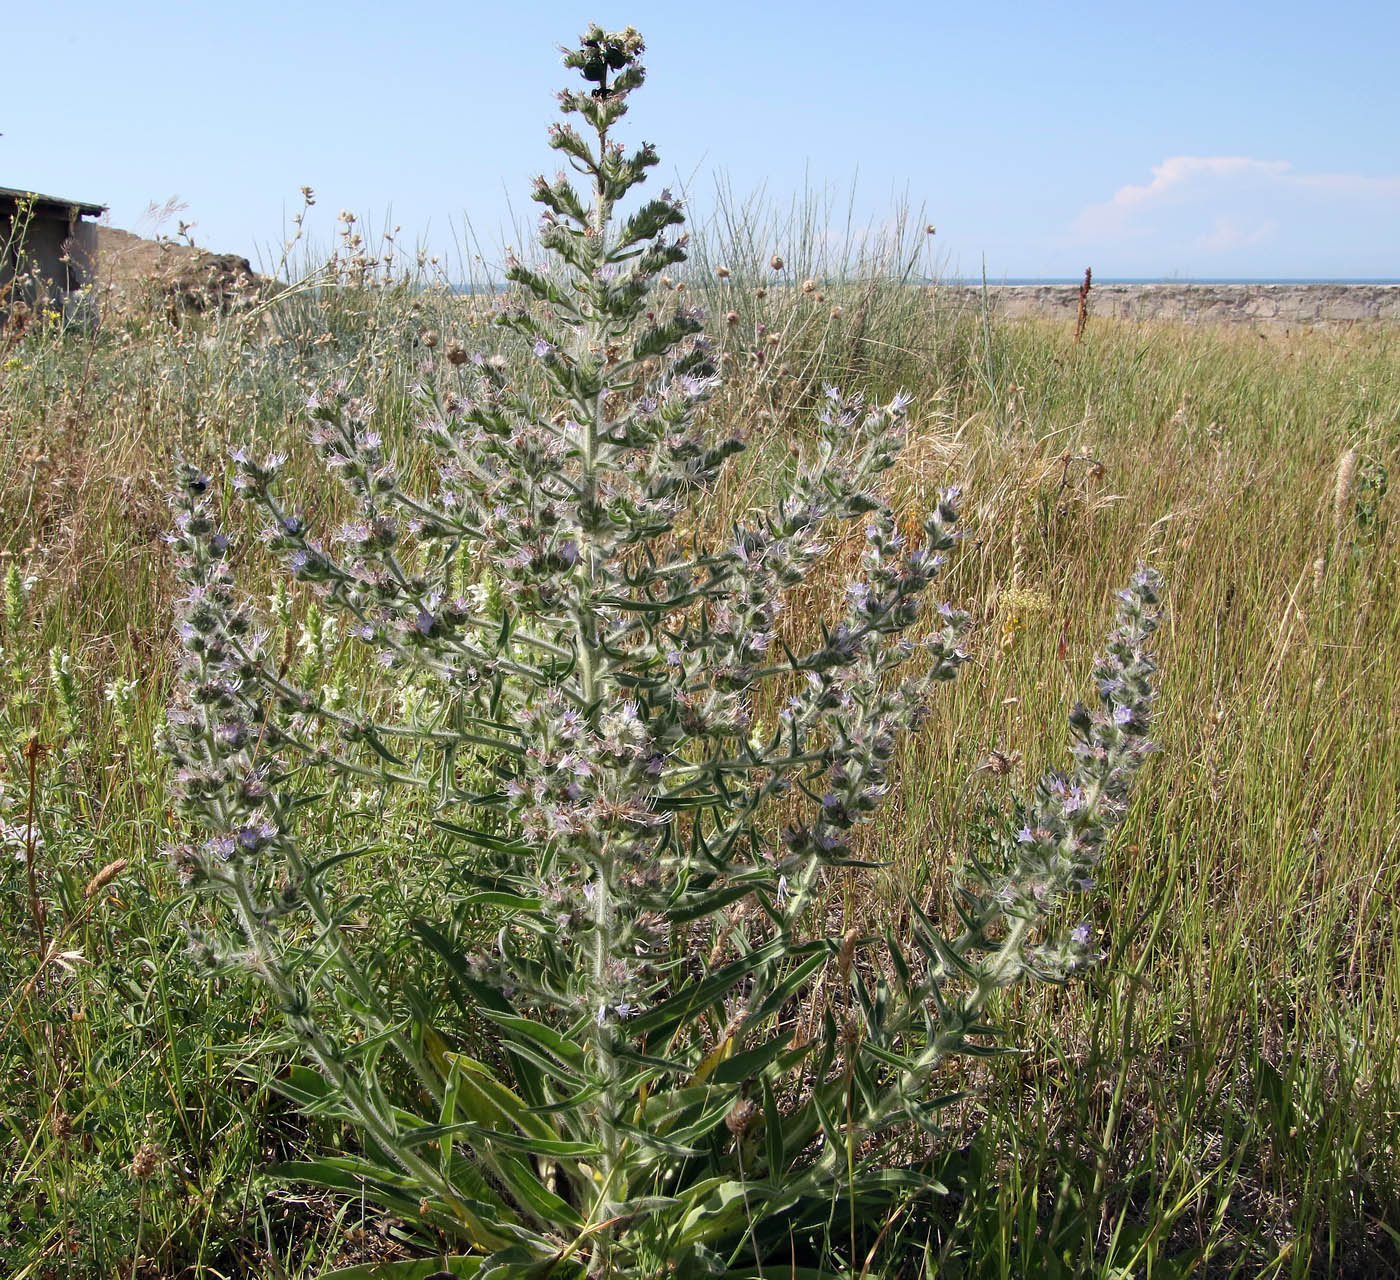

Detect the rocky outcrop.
xmin=932 ymin=283 xmax=1400 ymax=327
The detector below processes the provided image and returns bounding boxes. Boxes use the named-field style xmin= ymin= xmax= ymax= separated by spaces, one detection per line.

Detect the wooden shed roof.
xmin=0 ymin=186 xmax=106 ymax=218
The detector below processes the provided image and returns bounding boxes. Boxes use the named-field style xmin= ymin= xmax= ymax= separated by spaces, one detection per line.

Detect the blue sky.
xmin=5 ymin=1 xmax=1398 ymax=279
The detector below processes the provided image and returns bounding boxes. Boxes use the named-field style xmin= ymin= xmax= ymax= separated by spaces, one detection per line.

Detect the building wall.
xmin=2 ymin=202 xmax=98 ymax=306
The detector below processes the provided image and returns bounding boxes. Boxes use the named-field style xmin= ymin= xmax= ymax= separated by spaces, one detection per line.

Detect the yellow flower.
xmin=997 ymin=586 xmax=1052 ymax=651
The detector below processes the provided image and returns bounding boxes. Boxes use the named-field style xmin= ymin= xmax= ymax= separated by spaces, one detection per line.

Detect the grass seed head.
xmin=1333 ymin=446 xmax=1359 ymax=535
xmin=84 ymin=858 xmax=129 ymax=899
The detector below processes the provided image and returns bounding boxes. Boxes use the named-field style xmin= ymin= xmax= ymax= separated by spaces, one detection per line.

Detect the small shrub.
xmin=164 ymin=26 xmax=1164 ymax=1278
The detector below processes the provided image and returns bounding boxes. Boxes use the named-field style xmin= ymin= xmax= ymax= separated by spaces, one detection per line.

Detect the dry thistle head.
xmin=982 ymin=749 xmax=1016 ymax=778
xmin=725 ymin=311 xmax=739 ymax=325
xmin=724 ymin=1098 xmax=758 ymax=1136
xmin=715 ymin=264 xmax=730 ymax=278
xmin=130 ymin=1141 xmax=162 ymax=1181
xmin=801 ymin=278 xmax=816 ymax=294
xmin=446 ymin=341 xmax=469 ymax=366
xmin=769 ymin=254 xmax=784 ymax=271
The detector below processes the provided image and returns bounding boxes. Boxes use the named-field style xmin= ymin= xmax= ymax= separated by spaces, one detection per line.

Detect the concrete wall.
xmin=932 ymin=283 xmax=1400 ymax=327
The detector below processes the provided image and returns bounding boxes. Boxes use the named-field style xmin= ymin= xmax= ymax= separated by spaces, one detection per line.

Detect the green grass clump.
xmin=1 ymin=231 xmax=1397 ymax=1276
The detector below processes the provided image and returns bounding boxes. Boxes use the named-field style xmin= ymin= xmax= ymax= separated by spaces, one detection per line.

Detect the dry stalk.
xmin=1073 ymin=267 xmax=1092 ymax=346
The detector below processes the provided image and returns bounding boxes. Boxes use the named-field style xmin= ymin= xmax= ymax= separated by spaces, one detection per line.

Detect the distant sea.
xmin=944 ymin=278 xmax=1400 ymax=286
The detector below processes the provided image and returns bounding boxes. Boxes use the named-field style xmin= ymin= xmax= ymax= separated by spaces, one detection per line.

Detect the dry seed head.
xmin=829 ymin=305 xmax=842 ymax=318
xmin=1333 ymin=447 xmax=1359 ymax=534
xmin=754 ymin=287 xmax=766 ymax=299
xmin=420 ymin=329 xmax=439 ymax=349
xmin=131 ymin=1141 xmax=162 ymax=1181
xmin=726 ymin=310 xmax=739 ymax=325
xmin=769 ymin=254 xmax=784 ymax=271
xmin=84 ymin=859 xmax=128 ymax=899
xmin=715 ymin=264 xmax=730 ymax=278
xmin=725 ymin=1098 xmax=759 ymax=1136
xmin=446 ymin=341 xmax=469 ymax=366
xmin=51 ymin=1109 xmax=73 ymax=1143
xmin=801 ymin=278 xmax=816 ymax=294
xmin=984 ymin=749 xmax=1014 ymax=777
xmin=840 ymin=1014 xmax=862 ymax=1047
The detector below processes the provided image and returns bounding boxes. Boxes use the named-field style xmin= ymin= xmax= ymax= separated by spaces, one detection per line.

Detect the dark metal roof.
xmin=0 ymin=186 xmax=106 ymax=217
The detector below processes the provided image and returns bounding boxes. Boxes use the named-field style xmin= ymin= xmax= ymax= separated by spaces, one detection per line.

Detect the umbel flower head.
xmin=162 ymin=25 xmax=1164 ymax=1276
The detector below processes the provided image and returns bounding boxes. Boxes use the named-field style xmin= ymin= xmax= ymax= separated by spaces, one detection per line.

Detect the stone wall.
xmin=932 ymin=283 xmax=1400 ymax=327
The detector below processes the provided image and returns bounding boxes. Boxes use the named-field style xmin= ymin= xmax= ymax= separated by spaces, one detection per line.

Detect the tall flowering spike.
xmin=996 ymin=565 xmax=1165 ymax=974
xmin=162 ymin=27 xmax=1164 ymax=1277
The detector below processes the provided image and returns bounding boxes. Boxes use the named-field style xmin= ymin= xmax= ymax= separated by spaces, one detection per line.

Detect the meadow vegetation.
xmin=2 ymin=30 xmax=1398 ymax=1280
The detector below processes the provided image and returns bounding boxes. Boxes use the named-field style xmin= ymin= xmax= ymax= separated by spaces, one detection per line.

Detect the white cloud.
xmin=1072 ymin=155 xmax=1400 ymax=254
xmin=1114 ymin=156 xmax=1288 ymax=209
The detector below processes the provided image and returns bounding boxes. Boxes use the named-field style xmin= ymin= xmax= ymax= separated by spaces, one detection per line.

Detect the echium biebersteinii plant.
xmin=164 ymin=26 xmax=1165 ymax=1279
